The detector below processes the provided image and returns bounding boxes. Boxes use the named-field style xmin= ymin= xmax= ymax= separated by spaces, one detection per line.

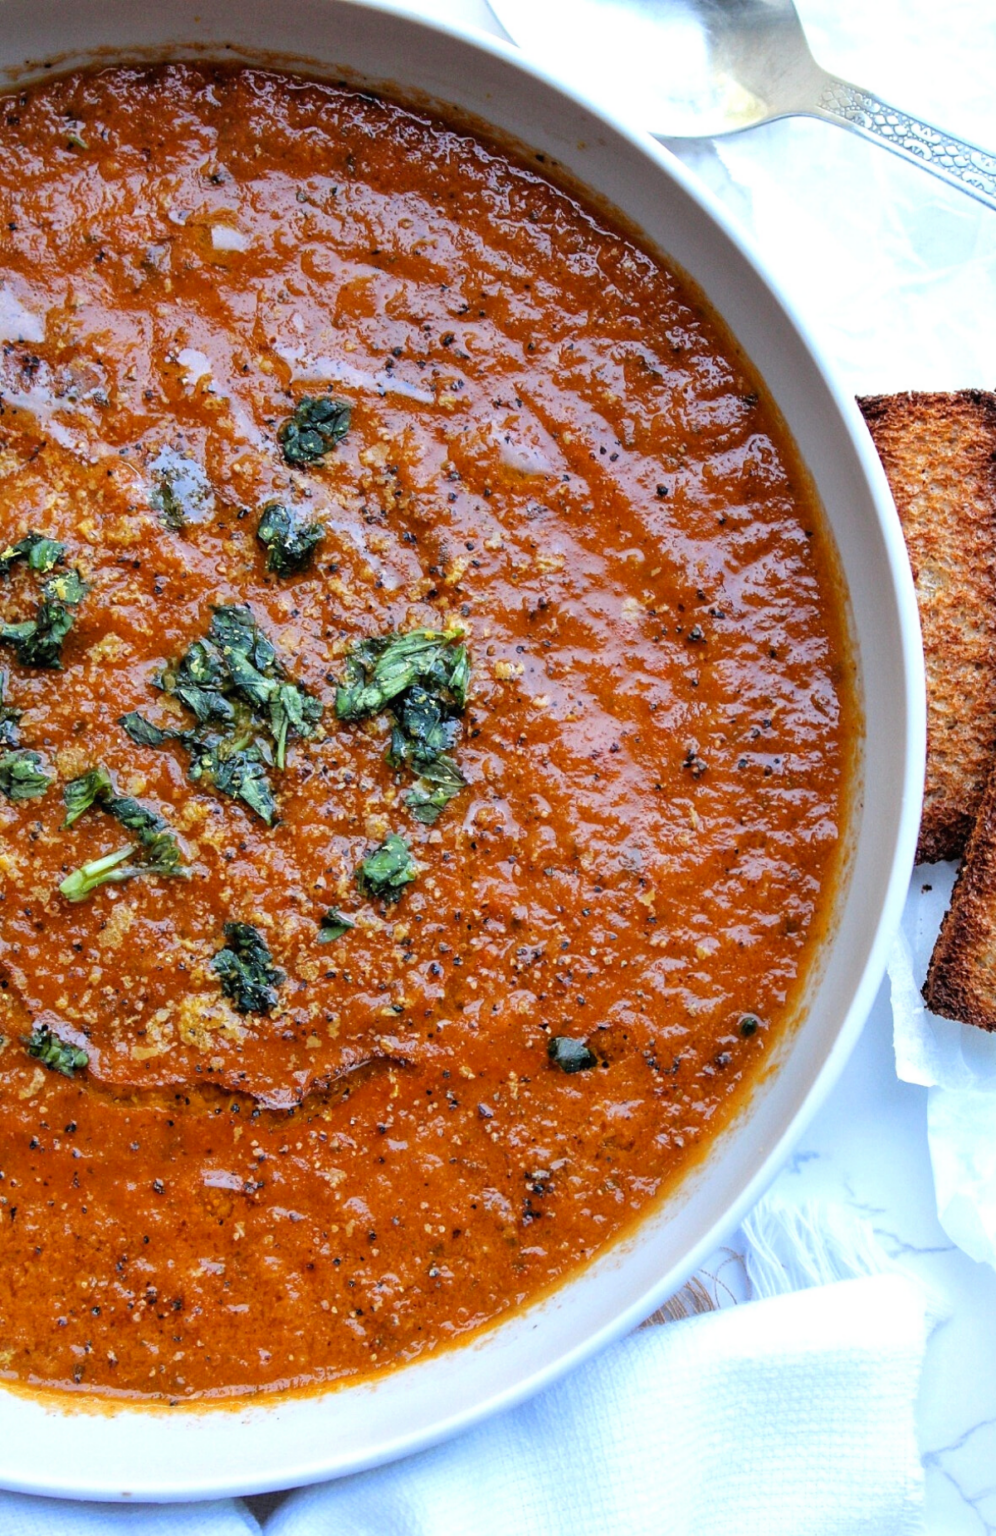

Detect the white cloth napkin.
xmin=267 ymin=1281 xmax=927 ymax=1536
xmin=0 ymin=1201 xmax=930 ymax=1536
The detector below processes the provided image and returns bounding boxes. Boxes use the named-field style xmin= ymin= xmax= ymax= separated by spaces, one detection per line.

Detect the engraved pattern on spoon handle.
xmin=815 ymin=76 xmax=996 ymax=212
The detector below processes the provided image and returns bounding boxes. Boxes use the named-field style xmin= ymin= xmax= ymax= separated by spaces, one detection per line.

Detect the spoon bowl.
xmin=489 ymin=0 xmax=996 ymax=210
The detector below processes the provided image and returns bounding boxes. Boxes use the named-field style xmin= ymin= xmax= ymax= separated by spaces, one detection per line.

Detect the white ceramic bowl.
xmin=0 ymin=0 xmax=924 ymax=1502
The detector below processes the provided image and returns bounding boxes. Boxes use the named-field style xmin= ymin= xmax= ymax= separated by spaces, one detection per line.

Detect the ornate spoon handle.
xmin=811 ymin=74 xmax=996 ymax=213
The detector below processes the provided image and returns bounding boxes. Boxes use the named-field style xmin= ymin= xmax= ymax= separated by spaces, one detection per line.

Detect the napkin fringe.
xmin=651 ymin=1195 xmax=901 ymax=1325
xmin=741 ymin=1195 xmax=893 ymax=1299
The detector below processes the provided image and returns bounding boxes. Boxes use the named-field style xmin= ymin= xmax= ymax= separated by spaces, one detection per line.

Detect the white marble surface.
xmin=408 ymin=0 xmax=996 ymax=1530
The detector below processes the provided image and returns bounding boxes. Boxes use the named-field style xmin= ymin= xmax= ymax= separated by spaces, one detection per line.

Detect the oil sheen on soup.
xmin=0 ymin=65 xmax=855 ymax=1400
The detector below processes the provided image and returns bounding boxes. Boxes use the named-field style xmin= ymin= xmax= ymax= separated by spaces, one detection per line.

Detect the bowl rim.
xmin=0 ymin=0 xmax=926 ymax=1502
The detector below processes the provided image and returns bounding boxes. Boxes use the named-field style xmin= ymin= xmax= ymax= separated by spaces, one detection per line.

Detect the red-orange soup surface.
xmin=0 ymin=65 xmax=855 ymax=1401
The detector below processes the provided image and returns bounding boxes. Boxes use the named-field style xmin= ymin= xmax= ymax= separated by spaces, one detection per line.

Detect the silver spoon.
xmin=488 ymin=0 xmax=996 ymax=212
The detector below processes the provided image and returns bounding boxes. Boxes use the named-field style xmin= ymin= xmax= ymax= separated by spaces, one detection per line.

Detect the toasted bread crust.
xmin=924 ymin=760 xmax=996 ymax=1030
xmin=859 ymin=391 xmax=996 ymax=863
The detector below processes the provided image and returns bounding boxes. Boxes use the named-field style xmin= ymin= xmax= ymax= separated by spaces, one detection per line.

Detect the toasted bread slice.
xmin=924 ymin=761 xmax=996 ymax=1029
xmin=858 ymin=391 xmax=996 ymax=864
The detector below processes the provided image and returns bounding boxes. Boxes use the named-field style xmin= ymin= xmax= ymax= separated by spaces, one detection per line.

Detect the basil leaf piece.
xmin=389 ymin=687 xmax=461 ymax=772
xmin=44 ymin=569 xmax=86 ymax=606
xmin=210 ymin=604 xmax=278 ymax=676
xmin=24 ymin=1025 xmax=88 ymax=1077
xmin=403 ymin=781 xmax=459 ymax=825
xmin=0 ymin=531 xmax=66 ymax=578
xmin=0 ymin=535 xmax=85 ymax=669
xmin=129 ymin=605 xmax=320 ymax=823
xmin=26 ymin=536 xmax=65 ymax=574
xmin=182 ymin=729 xmax=278 ymax=827
xmin=60 ymin=765 xmax=186 ymax=896
xmin=317 ymin=908 xmax=355 ymax=943
xmin=335 ymin=629 xmax=466 ymax=722
xmin=0 ymin=749 xmax=51 ymax=801
xmin=209 ymin=745 xmax=279 ymax=827
xmin=336 ymin=627 xmax=470 ymax=827
xmin=63 ymin=765 xmax=113 ymax=827
xmin=119 ymin=711 xmax=172 ymax=749
xmin=212 ymin=921 xmax=285 ymax=1015
xmin=277 ymin=396 xmax=351 ymax=466
xmin=356 ymin=833 xmax=417 ymax=903
xmin=59 ymin=844 xmax=136 ymax=901
xmin=104 ymin=795 xmax=183 ymax=876
xmin=257 ymin=502 xmax=325 ymax=576
xmin=547 ymin=1036 xmax=598 ymax=1073
xmin=270 ymin=682 xmax=322 ymax=771
xmin=0 ymin=674 xmax=20 ymax=747
xmin=0 ymin=588 xmax=81 ymax=669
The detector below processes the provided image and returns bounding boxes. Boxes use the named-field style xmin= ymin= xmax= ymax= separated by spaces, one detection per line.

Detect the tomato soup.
xmin=0 ymin=65 xmax=855 ymax=1400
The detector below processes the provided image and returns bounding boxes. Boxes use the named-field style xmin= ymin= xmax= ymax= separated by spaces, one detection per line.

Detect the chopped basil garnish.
xmin=105 ymin=795 xmax=184 ymax=877
xmin=0 ymin=749 xmax=51 ymax=801
xmin=59 ymin=765 xmax=186 ymax=899
xmin=404 ymin=780 xmax=460 ymax=825
xmin=336 ymin=627 xmax=470 ymax=825
xmin=177 ymin=606 xmax=321 ymax=770
xmin=0 ymin=532 xmax=83 ymax=669
xmin=119 ymin=711 xmax=171 ymax=749
xmin=0 ymin=568 xmax=86 ymax=670
xmin=356 ymin=833 xmax=417 ymax=903
xmin=547 ymin=1036 xmax=598 ymax=1073
xmin=0 ymin=531 xmax=66 ymax=577
xmin=336 ymin=628 xmax=468 ymax=721
xmin=389 ymin=683 xmax=459 ymax=769
xmin=27 ymin=537 xmax=66 ymax=574
xmin=150 ymin=447 xmax=215 ymax=530
xmin=0 ymin=674 xmax=20 ymax=747
xmin=278 ymin=396 xmax=351 ymax=466
xmin=212 ymin=921 xmax=284 ymax=1015
xmin=121 ymin=604 xmax=321 ymax=823
xmin=1 ymin=606 xmax=73 ymax=668
xmin=42 ymin=569 xmax=85 ymax=605
xmin=317 ymin=908 xmax=355 ymax=943
xmin=122 ymin=708 xmax=279 ymax=821
xmin=59 ymin=844 xmax=136 ymax=902
xmin=62 ymin=764 xmax=113 ymax=827
xmin=185 ymin=733 xmax=279 ymax=826
xmin=269 ymin=681 xmax=319 ymax=771
xmin=389 ymin=684 xmax=466 ymax=824
xmin=167 ymin=636 xmax=235 ymax=725
xmin=257 ymin=501 xmax=325 ymax=576
xmin=25 ymin=1024 xmax=88 ymax=1077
